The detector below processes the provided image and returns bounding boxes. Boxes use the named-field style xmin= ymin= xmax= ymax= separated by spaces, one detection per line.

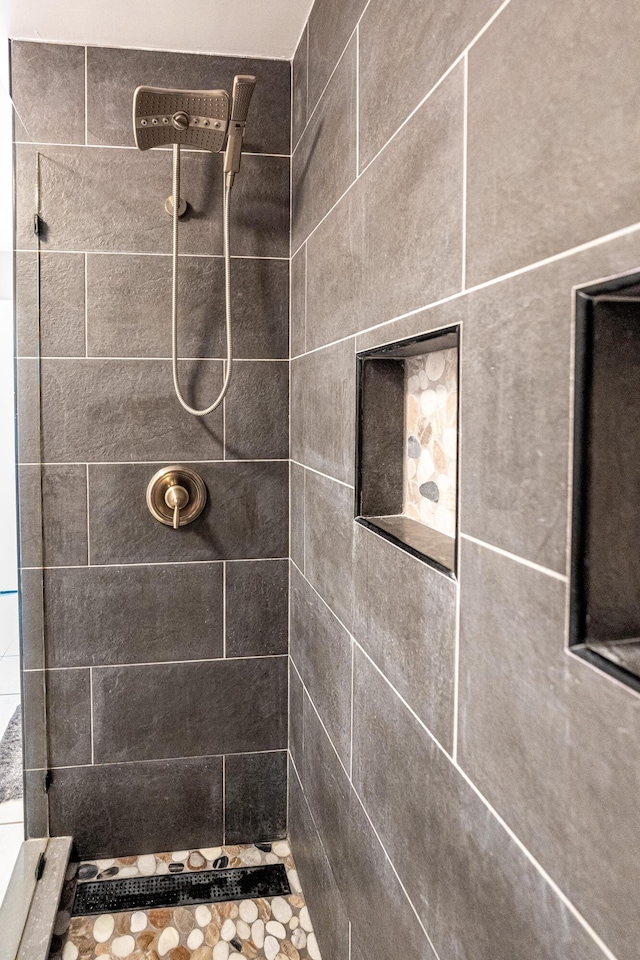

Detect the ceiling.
xmin=1 ymin=0 xmax=313 ymax=60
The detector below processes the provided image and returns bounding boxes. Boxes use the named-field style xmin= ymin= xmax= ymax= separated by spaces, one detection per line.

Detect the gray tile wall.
xmin=12 ymin=40 xmax=291 ymax=858
xmin=289 ymin=2 xmax=640 ymax=960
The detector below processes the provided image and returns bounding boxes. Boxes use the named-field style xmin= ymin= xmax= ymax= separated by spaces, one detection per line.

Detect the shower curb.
xmin=0 ymin=836 xmax=72 ymax=960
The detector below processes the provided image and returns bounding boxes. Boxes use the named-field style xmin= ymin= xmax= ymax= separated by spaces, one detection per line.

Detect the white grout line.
xmin=290 ymin=459 xmax=354 ymax=490
xmin=355 ymin=25 xmax=360 ymax=178
xmin=461 ymin=53 xmax=468 ymax=292
xmin=452 ymin=575 xmax=461 ymax=765
xmin=297 ymin=0 xmax=373 ymax=147
xmin=349 ymin=639 xmax=355 ymax=779
xmin=222 ymin=754 xmax=226 ymax=844
xmin=15 ymin=249 xmax=290 ymax=262
xmin=20 ymin=458 xmax=288 ymax=467
xmin=84 ymin=253 xmax=89 ymax=357
xmin=15 ymin=36 xmax=292 ymax=62
xmin=292 ymin=651 xmax=443 ymax=959
xmin=348 ymin=922 xmax=352 ymax=960
xmin=89 ymin=666 xmax=94 ymax=764
xmin=84 ymin=47 xmax=88 ymax=146
xmin=460 ymin=532 xmax=568 ymax=582
xmin=85 ymin=464 xmax=91 ymax=565
xmin=17 ymin=356 xmax=288 ymax=362
xmin=292 ymin=558 xmax=619 ymax=960
xmin=222 ymin=562 xmax=227 ymax=658
xmin=305 ymin=24 xmax=309 ymax=124
xmin=15 ymin=140 xmax=289 ymax=158
xmin=28 ymin=747 xmax=289 ymax=775
xmin=26 ymin=654 xmax=289 ymax=672
xmin=302 ymin=465 xmax=306 ymax=575
xmin=22 ymin=558 xmax=288 ymax=571
xmin=289 ymin=216 xmax=640 ymax=361
xmin=304 ymin=242 xmax=308 ymax=354
xmin=350 ymin=770 xmax=445 ymax=959
xmin=564 ymin=647 xmax=640 ymax=701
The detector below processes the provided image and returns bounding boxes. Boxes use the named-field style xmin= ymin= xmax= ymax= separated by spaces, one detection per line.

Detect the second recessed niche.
xmin=356 ymin=326 xmax=460 ymax=577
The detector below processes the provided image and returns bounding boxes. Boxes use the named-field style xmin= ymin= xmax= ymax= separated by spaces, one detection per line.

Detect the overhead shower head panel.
xmin=133 ymin=85 xmax=230 ymax=152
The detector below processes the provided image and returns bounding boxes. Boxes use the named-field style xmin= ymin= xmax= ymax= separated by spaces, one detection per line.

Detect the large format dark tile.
xmin=466 ymin=0 xmax=640 ymax=285
xmin=358 ymin=0 xmax=503 ymax=167
xmin=353 ymin=524 xmax=456 ymax=750
xmin=21 ymin=670 xmax=47 ymax=770
xmin=15 ymin=359 xmax=40 ymax=464
xmin=86 ymin=254 xmax=289 ymax=360
xmin=92 ymin=656 xmax=287 ymax=762
xmin=24 ymin=769 xmax=48 ymax=839
xmin=304 ymin=470 xmax=355 ymax=631
xmin=38 ymin=359 xmax=223 ymax=463
xmin=19 ymin=568 xmax=45 ymax=671
xmin=11 ymin=41 xmax=85 ymax=145
xmin=346 ymin=784 xmax=437 ymax=960
xmin=351 ymin=647 xmax=605 ymax=960
xmin=225 ymin=559 xmax=288 ymax=658
xmin=357 ymin=232 xmax=640 ymax=573
xmin=291 ymin=339 xmax=355 ymax=485
xmin=288 ymin=761 xmax=350 ymax=960
xmin=41 ymin=563 xmax=223 ymax=668
xmin=305 ymin=64 xmax=464 ymax=348
xmin=88 ymin=460 xmax=288 ymax=564
xmin=292 ymin=27 xmax=308 ymax=149
xmin=18 ymin=465 xmax=88 ymax=568
xmin=224 ymin=361 xmax=289 ymax=460
xmin=23 ymin=668 xmax=92 ymax=769
xmin=290 ymin=564 xmax=352 ymax=768
xmin=307 ymin=0 xmax=367 ymax=113
xmin=15 ymin=144 xmax=223 ymax=255
xmin=292 ymin=37 xmax=357 ymax=252
xmin=16 ymin=252 xmax=85 ymax=358
xmin=224 ymin=750 xmax=287 ymax=844
xmin=230 ymin=155 xmax=290 ymax=259
xmin=290 ymin=463 xmax=305 ymax=572
xmin=86 ymin=46 xmax=290 ymax=154
xmin=48 ymin=757 xmax=223 ymax=858
xmin=290 ymin=245 xmax=306 ymax=357
xmin=300 ymin=691 xmax=352 ymax=898
xmin=289 ymin=658 xmax=304 ymax=768
xmin=458 ymin=539 xmax=640 ymax=960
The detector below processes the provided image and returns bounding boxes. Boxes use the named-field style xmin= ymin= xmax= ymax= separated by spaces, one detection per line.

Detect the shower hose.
xmin=171 ymin=142 xmax=233 ymax=416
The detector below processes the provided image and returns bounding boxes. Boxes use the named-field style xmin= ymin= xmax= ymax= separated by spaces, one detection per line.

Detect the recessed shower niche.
xmin=356 ymin=327 xmax=460 ymax=576
xmin=571 ymin=272 xmax=640 ymax=692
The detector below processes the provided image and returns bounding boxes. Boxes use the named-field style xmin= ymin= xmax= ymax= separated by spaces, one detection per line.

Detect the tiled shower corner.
xmin=50 ymin=842 xmax=321 ymax=960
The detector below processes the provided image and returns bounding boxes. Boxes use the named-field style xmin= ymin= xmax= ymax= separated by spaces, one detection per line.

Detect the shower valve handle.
xmin=164 ymin=484 xmax=190 ymax=529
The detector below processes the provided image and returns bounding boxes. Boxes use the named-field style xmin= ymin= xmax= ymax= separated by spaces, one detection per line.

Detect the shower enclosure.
xmin=3 ymin=37 xmax=291 ymax=949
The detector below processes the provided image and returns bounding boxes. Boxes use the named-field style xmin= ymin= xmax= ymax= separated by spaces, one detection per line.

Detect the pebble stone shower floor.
xmin=49 ymin=842 xmax=322 ymax=960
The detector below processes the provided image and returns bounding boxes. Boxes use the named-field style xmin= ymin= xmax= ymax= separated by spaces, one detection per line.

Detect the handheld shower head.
xmin=224 ymin=75 xmax=257 ymax=187
xmin=231 ymin=75 xmax=257 ymax=122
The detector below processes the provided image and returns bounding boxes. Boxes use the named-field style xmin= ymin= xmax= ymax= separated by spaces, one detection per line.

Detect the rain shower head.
xmin=132 ymin=85 xmax=230 ymax=152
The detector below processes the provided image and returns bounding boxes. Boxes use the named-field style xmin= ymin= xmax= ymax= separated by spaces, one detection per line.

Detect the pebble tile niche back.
xmin=356 ymin=327 xmax=460 ymax=576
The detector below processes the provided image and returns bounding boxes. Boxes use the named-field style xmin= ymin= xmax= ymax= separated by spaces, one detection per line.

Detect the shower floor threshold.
xmin=49 ymin=841 xmax=322 ymax=960
xmin=72 ymin=863 xmax=291 ymax=915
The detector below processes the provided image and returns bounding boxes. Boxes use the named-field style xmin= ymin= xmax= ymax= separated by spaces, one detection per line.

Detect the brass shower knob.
xmin=146 ymin=466 xmax=207 ymax=529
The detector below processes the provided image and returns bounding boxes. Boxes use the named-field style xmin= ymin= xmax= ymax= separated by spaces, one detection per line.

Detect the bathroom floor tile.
xmin=50 ymin=841 xmax=322 ymax=959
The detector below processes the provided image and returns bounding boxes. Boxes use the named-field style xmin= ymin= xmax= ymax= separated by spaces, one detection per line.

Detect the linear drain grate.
xmin=72 ymin=864 xmax=291 ymax=916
